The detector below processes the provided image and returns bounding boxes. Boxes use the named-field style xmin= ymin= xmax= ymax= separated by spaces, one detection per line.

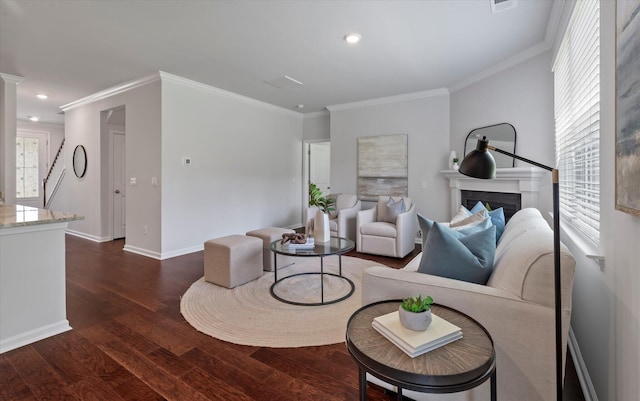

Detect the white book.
xmin=284 ymin=238 xmax=315 ymax=249
xmin=372 ymin=311 xmax=463 ymax=358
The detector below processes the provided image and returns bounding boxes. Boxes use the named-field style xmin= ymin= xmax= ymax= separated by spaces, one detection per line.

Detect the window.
xmin=16 ymin=137 xmax=40 ymax=199
xmin=553 ymin=0 xmax=600 ymax=245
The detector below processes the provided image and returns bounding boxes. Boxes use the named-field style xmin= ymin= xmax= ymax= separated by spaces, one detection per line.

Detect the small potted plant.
xmin=452 ymin=158 xmax=460 ymax=170
xmin=399 ymin=295 xmax=434 ymax=331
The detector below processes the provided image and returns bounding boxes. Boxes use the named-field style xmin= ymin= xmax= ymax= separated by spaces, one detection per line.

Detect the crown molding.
xmin=158 ymin=71 xmax=303 ymax=118
xmin=60 ymin=73 xmax=161 ymax=111
xmin=326 ymin=88 xmax=450 ymax=112
xmin=0 ymin=73 xmax=24 ymax=85
xmin=448 ymin=41 xmax=551 ymax=93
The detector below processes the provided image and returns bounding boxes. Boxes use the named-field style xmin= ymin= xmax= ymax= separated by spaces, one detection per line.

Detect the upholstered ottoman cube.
xmin=204 ymin=235 xmax=263 ymax=288
xmin=246 ymin=227 xmax=295 ymax=271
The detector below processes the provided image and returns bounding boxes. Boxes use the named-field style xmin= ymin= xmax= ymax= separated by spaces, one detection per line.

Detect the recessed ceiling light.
xmin=28 ymin=115 xmax=40 ymax=122
xmin=344 ymin=33 xmax=362 ymax=44
xmin=36 ymin=93 xmax=48 ymax=99
xmin=296 ymin=104 xmax=304 ymax=109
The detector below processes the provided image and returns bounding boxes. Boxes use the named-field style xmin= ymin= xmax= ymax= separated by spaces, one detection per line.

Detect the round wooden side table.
xmin=346 ymin=300 xmax=496 ymax=401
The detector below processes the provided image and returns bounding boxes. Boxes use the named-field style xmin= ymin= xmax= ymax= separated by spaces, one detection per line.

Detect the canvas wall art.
xmin=357 ymin=134 xmax=408 ymax=201
xmin=616 ymin=0 xmax=640 ymax=216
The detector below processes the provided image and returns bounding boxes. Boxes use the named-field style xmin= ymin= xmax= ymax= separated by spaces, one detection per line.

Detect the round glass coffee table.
xmin=269 ymin=236 xmax=355 ymax=306
xmin=346 ymin=300 xmax=496 ymax=400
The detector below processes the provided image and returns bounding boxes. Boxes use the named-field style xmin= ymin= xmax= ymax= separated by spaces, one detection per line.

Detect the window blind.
xmin=553 ymin=0 xmax=600 ymax=245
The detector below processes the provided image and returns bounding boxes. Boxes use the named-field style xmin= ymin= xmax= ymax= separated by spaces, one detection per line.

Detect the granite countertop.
xmin=0 ymin=204 xmax=83 ymax=229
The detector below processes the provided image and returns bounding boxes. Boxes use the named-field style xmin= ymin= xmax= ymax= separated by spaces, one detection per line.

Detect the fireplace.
xmin=461 ymin=190 xmax=521 ymax=222
xmin=442 ymin=167 xmax=547 ymax=220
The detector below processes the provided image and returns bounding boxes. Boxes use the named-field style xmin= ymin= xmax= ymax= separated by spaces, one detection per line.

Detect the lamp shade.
xmin=458 ymin=136 xmax=496 ymax=179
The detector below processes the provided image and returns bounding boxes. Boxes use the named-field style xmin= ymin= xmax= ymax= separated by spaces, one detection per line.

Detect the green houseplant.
xmin=309 ymin=183 xmax=335 ymax=214
xmin=399 ymin=295 xmax=434 ymax=331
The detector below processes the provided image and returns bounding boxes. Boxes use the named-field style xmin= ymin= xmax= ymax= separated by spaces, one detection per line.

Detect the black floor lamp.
xmin=458 ymin=136 xmax=563 ymax=401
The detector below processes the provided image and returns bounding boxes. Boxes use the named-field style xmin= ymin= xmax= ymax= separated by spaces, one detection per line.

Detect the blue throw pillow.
xmin=470 ymin=201 xmax=506 ymax=243
xmin=417 ymin=222 xmax=497 ymax=285
xmin=417 ymin=213 xmax=491 ymax=249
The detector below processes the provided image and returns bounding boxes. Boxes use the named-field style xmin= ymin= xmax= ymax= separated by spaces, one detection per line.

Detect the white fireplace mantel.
xmin=441 ymin=167 xmax=547 ymax=219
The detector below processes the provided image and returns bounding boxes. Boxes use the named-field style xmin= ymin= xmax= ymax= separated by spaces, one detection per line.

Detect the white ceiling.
xmin=0 ymin=0 xmax=559 ymax=124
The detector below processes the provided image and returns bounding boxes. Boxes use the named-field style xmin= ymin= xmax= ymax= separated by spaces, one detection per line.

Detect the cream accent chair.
xmin=356 ymin=196 xmax=417 ymax=258
xmin=306 ymin=194 xmax=361 ymax=241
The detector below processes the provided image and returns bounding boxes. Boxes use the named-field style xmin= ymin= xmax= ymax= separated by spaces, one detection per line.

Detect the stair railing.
xmin=43 ymin=138 xmax=65 ymax=208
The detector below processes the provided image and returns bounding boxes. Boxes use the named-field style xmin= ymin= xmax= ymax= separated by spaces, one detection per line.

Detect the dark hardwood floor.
xmin=0 ymin=236 xmax=585 ymax=401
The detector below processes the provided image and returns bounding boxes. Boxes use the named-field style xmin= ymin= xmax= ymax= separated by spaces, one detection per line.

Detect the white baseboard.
xmin=159 ymin=244 xmax=203 ymax=260
xmin=0 ymin=320 xmax=72 ymax=354
xmin=65 ymin=229 xmax=111 ymax=242
xmin=123 ymin=244 xmax=162 ymax=260
xmin=568 ymin=326 xmax=598 ymax=401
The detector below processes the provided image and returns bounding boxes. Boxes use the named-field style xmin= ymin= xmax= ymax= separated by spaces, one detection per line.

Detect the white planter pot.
xmin=398 ymin=306 xmax=432 ymax=331
xmin=314 ymin=210 xmax=330 ymax=243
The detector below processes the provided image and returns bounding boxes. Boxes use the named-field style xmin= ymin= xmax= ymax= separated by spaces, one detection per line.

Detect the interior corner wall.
xmin=160 ymin=79 xmax=304 ymax=258
xmin=329 ymin=94 xmax=451 ymax=222
xmin=61 ymin=80 xmax=161 ymax=248
xmin=303 ymin=112 xmax=330 ymax=141
xmin=449 ymin=50 xmax=555 ymax=218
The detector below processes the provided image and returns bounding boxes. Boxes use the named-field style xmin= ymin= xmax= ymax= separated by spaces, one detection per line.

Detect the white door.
xmin=113 ymin=132 xmax=126 ymax=239
xmin=16 ymin=130 xmax=48 ymax=208
xmin=310 ymin=142 xmax=331 ymax=194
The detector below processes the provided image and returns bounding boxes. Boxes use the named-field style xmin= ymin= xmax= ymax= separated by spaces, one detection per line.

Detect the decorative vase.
xmin=452 ymin=161 xmax=460 ymax=171
xmin=314 ymin=209 xmax=330 ymax=243
xmin=449 ymin=151 xmax=458 ymax=170
xmin=398 ymin=306 xmax=432 ymax=331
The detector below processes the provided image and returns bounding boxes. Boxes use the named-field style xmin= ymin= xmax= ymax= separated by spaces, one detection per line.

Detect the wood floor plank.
xmin=67 ymin=377 xmax=126 ymax=401
xmin=179 ymin=366 xmax=255 ymax=401
xmin=250 ymin=347 xmax=360 ymax=400
xmin=183 ymin=347 xmax=343 ymax=401
xmin=113 ymin=311 xmax=197 ymax=356
xmin=112 ymin=377 xmax=166 ymax=401
xmin=0 ymin=357 xmax=37 ymax=401
xmin=4 ymin=346 xmax=78 ymax=400
xmin=96 ymin=338 xmax=211 ymax=401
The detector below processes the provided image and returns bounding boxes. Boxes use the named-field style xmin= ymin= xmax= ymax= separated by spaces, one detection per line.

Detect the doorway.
xmin=16 ymin=130 xmax=49 ymax=208
xmin=308 ymin=141 xmax=331 ymax=194
xmin=103 ymin=105 xmax=126 ymax=240
xmin=112 ymin=130 xmax=126 ymax=239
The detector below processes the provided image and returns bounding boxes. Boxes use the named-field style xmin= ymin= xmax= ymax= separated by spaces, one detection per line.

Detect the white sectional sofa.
xmin=361 ymin=208 xmax=577 ymax=401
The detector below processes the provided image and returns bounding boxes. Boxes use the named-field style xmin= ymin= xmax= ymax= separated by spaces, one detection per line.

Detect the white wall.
xmin=60 ymin=79 xmax=162 ymax=247
xmin=450 ymin=50 xmax=556 ymax=218
xmin=160 ymin=74 xmax=304 ymax=257
xmin=328 ymin=92 xmax=451 ymax=222
xmin=565 ymin=3 xmax=640 ymax=400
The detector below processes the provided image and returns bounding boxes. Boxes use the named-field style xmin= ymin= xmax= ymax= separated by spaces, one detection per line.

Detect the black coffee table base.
xmin=270 ymin=272 xmax=355 ymax=306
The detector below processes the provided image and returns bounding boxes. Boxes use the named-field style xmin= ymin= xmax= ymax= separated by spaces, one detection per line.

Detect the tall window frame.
xmin=553 ymin=0 xmax=601 ymax=246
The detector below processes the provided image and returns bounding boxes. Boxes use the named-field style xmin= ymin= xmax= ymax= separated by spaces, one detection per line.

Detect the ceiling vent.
xmin=490 ymin=0 xmax=517 ymax=14
xmin=264 ymin=75 xmax=304 ymax=89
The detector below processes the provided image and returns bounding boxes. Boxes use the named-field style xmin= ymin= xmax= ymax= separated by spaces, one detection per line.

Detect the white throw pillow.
xmin=449 ymin=209 xmax=489 ymax=231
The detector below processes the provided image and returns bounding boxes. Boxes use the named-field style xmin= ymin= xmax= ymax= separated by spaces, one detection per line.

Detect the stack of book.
xmin=372 ymin=311 xmax=462 ymax=358
xmin=284 ymin=238 xmax=315 ymax=250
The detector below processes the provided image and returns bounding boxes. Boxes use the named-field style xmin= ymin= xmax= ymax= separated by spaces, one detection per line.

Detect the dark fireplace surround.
xmin=460 ymin=190 xmax=521 ymax=222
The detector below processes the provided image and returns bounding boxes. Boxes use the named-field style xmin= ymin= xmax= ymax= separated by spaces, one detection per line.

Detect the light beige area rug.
xmin=180 ymin=255 xmax=382 ymax=347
